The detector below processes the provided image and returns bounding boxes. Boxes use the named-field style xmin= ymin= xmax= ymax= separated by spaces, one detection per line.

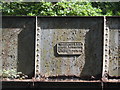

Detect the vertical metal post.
xmin=102 ymin=16 xmax=109 ymax=80
xmin=35 ymin=16 xmax=41 ymax=78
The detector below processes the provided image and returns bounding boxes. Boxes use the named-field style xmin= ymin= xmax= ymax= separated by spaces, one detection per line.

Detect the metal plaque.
xmin=57 ymin=42 xmax=83 ymax=55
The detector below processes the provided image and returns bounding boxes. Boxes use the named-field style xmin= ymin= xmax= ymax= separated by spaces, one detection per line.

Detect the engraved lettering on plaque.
xmin=57 ymin=42 xmax=83 ymax=55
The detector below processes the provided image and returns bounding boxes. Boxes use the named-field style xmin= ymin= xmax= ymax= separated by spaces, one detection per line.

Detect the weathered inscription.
xmin=57 ymin=42 xmax=83 ymax=55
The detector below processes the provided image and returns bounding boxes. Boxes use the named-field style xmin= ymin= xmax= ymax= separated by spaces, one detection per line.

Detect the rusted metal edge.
xmin=1 ymin=79 xmax=101 ymax=82
xmin=37 ymin=16 xmax=104 ymax=18
xmin=2 ymin=16 xmax=120 ymax=18
xmin=2 ymin=16 xmax=36 ymax=18
xmin=106 ymin=16 xmax=120 ymax=18
xmin=2 ymin=16 xmax=105 ymax=19
xmin=1 ymin=79 xmax=120 ymax=82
